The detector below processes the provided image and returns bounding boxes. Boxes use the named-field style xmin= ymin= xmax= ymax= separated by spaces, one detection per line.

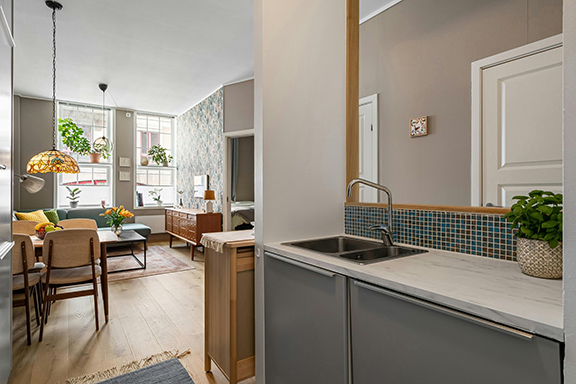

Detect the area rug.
xmin=106 ymin=245 xmax=194 ymax=282
xmin=64 ymin=350 xmax=191 ymax=384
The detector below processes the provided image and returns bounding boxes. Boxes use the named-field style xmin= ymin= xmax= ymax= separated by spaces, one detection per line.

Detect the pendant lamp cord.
xmin=51 ymin=5 xmax=57 ymax=150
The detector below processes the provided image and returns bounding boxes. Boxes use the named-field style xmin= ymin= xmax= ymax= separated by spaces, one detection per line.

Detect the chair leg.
xmin=32 ymin=284 xmax=41 ymax=327
xmin=24 ymin=286 xmax=31 ymax=346
xmin=92 ymin=277 xmax=99 ymax=331
xmin=39 ymin=284 xmax=50 ymax=342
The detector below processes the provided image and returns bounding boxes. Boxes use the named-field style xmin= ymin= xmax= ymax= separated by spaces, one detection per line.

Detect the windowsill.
xmin=136 ymin=165 xmax=177 ymax=170
xmin=133 ymin=205 xmax=174 ymax=211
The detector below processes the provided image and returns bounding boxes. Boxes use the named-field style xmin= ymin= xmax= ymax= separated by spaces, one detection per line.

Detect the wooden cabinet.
xmin=165 ymin=208 xmax=221 ymax=259
xmin=205 ymin=237 xmax=255 ymax=384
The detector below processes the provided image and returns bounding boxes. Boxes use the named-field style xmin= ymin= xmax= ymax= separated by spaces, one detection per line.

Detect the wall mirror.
xmin=347 ymin=0 xmax=563 ymax=209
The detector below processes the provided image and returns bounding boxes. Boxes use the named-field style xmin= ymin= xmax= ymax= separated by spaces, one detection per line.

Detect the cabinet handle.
xmin=266 ymin=252 xmax=336 ymax=278
xmin=0 ymin=7 xmax=14 ymax=48
xmin=353 ymin=280 xmax=534 ymax=341
xmin=0 ymin=241 xmax=14 ymax=261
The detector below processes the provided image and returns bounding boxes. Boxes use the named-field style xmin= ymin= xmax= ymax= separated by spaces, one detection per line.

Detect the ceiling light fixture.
xmin=92 ymin=83 xmax=113 ymax=155
xmin=27 ymin=1 xmax=80 ymax=174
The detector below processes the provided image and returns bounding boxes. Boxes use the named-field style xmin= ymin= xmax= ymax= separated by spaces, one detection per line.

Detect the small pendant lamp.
xmin=27 ymin=1 xmax=80 ymax=174
xmin=92 ymin=83 xmax=113 ymax=155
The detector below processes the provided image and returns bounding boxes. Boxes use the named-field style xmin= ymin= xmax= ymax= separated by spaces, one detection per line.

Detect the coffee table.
xmin=108 ymin=230 xmax=147 ymax=273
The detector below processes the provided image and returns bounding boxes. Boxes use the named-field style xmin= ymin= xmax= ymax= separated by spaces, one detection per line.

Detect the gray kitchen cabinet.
xmin=264 ymin=252 xmax=348 ymax=384
xmin=350 ymin=279 xmax=562 ymax=384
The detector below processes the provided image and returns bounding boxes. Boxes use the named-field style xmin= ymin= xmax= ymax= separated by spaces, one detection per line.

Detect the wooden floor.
xmin=9 ymin=238 xmax=256 ymax=384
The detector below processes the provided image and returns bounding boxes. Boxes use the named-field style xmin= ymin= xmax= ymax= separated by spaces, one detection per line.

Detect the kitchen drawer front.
xmin=350 ymin=280 xmax=562 ymax=384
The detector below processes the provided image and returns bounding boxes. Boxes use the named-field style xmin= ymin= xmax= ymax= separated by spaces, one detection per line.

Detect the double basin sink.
xmin=284 ymin=236 xmax=427 ymax=265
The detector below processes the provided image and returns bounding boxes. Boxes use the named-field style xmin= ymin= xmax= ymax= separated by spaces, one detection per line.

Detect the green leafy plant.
xmin=66 ymin=186 xmax=82 ymax=202
xmin=504 ymin=190 xmax=563 ymax=248
xmin=149 ymin=188 xmax=163 ymax=202
xmin=58 ymin=118 xmax=91 ymax=156
xmin=148 ymin=144 xmax=173 ymax=166
xmin=58 ymin=118 xmax=111 ymax=159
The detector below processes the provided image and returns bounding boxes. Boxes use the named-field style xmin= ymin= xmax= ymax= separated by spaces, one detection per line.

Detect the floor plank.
xmin=9 ymin=240 xmax=256 ymax=384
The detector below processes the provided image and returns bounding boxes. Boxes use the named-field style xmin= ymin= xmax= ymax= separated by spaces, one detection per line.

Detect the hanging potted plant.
xmin=148 ymin=144 xmax=173 ymax=166
xmin=58 ymin=118 xmax=111 ymax=163
xmin=504 ymin=190 xmax=563 ymax=279
xmin=66 ymin=186 xmax=81 ymax=208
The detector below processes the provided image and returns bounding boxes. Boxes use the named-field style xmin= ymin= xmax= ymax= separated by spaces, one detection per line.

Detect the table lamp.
xmin=203 ymin=190 xmax=215 ymax=213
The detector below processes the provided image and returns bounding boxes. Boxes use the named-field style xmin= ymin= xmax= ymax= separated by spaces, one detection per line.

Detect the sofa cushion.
xmin=67 ymin=207 xmax=109 ymax=227
xmin=14 ymin=208 xmax=67 ymax=221
xmin=15 ymin=210 xmax=50 ymax=223
xmin=97 ymin=223 xmax=151 ymax=240
xmin=43 ymin=209 xmax=60 ymax=224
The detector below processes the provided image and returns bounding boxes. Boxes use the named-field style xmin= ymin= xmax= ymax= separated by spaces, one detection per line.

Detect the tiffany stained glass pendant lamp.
xmin=27 ymin=1 xmax=79 ymax=174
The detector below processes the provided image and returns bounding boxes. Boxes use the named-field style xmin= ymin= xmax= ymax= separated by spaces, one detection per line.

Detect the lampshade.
xmin=203 ymin=190 xmax=215 ymax=200
xmin=16 ymin=174 xmax=46 ymax=194
xmin=27 ymin=149 xmax=80 ymax=174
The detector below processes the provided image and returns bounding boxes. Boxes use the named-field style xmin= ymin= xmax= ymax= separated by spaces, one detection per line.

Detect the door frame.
xmin=223 ymin=128 xmax=255 ymax=231
xmin=470 ymin=34 xmax=562 ymax=206
xmin=359 ymin=93 xmax=378 ymax=201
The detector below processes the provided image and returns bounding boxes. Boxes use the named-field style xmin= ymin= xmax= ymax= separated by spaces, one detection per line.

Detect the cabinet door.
xmin=350 ymin=280 xmax=562 ymax=384
xmin=264 ymin=252 xmax=348 ymax=384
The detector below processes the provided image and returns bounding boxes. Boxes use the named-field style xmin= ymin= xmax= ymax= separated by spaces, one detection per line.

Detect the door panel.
xmin=359 ymin=97 xmax=378 ymax=202
xmin=482 ymin=47 xmax=562 ymax=206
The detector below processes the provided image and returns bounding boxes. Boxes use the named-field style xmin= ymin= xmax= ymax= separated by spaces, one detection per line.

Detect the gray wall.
xmin=15 ymin=97 xmax=55 ymax=210
xmin=235 ymin=136 xmax=254 ymax=201
xmin=563 ymin=0 xmax=576 ymax=379
xmin=360 ymin=0 xmax=563 ymax=206
xmin=224 ymin=80 xmax=254 ymax=132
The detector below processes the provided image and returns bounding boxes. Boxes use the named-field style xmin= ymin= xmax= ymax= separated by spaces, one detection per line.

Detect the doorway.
xmin=223 ymin=129 xmax=255 ymax=231
xmin=359 ymin=94 xmax=379 ymax=202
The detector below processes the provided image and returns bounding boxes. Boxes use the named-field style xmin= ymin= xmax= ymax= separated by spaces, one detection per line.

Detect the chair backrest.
xmin=58 ymin=219 xmax=98 ymax=230
xmin=13 ymin=220 xmax=39 ymax=236
xmin=43 ymin=229 xmax=101 ymax=268
xmin=12 ymin=234 xmax=35 ymax=275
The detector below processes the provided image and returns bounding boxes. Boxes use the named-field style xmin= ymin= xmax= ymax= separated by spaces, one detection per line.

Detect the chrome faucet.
xmin=347 ymin=178 xmax=394 ymax=246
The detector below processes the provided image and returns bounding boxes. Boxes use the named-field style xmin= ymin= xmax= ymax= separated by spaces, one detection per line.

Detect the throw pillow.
xmin=43 ymin=209 xmax=60 ymax=224
xmin=15 ymin=210 xmax=50 ymax=223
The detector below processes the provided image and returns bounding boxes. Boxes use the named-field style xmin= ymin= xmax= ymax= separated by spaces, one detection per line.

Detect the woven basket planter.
xmin=516 ymin=237 xmax=563 ymax=279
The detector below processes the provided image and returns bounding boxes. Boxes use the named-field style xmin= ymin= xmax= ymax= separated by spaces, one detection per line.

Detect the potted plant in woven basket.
xmin=504 ymin=190 xmax=563 ymax=279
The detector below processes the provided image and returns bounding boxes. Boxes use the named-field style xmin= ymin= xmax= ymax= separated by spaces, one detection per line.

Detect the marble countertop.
xmin=265 ymin=236 xmax=563 ymax=342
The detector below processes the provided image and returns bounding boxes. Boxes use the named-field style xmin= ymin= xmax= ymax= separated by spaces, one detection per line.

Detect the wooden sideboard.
xmin=165 ymin=208 xmax=222 ymax=259
xmin=204 ymin=234 xmax=255 ymax=384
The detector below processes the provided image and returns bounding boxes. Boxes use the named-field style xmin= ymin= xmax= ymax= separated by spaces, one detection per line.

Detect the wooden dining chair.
xmin=58 ymin=218 xmax=98 ymax=229
xmin=13 ymin=220 xmax=39 ymax=236
xmin=39 ymin=229 xmax=102 ymax=342
xmin=12 ymin=234 xmax=43 ymax=345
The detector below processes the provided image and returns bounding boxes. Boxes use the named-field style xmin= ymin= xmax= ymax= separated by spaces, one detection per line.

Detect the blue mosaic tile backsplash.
xmin=345 ymin=205 xmax=517 ymax=261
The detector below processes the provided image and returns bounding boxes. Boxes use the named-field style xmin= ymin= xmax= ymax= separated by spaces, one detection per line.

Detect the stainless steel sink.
xmin=284 ymin=236 xmax=427 ymax=264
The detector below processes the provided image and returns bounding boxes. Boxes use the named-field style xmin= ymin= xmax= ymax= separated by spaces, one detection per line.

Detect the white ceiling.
xmin=14 ymin=0 xmax=254 ymax=116
xmin=14 ymin=0 xmax=396 ymax=116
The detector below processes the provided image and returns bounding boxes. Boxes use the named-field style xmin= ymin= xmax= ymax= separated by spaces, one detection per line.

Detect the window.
xmin=136 ymin=113 xmax=176 ymax=207
xmin=57 ymin=102 xmax=114 ymax=207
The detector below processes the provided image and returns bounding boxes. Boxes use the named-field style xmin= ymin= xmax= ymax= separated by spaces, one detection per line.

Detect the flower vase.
xmin=111 ymin=224 xmax=123 ymax=236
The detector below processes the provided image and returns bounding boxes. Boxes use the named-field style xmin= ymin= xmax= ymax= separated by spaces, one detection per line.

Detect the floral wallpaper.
xmin=176 ymin=88 xmax=224 ymax=212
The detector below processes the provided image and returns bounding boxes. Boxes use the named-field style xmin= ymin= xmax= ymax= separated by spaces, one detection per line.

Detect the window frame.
xmin=55 ymin=101 xmax=115 ymax=208
xmin=133 ymin=112 xmax=177 ymax=209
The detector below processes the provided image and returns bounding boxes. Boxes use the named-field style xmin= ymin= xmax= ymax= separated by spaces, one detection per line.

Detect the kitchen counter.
xmin=265 ymin=237 xmax=563 ymax=342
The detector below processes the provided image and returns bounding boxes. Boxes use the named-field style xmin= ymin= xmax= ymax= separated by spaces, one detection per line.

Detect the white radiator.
xmin=135 ymin=215 xmax=165 ymax=234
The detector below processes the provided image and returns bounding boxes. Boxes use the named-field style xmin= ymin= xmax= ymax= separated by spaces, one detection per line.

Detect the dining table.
xmin=32 ymin=230 xmax=118 ymax=321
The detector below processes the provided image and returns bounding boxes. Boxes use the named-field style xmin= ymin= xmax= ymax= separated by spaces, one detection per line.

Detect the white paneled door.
xmin=359 ymin=95 xmax=378 ymax=202
xmin=482 ymin=46 xmax=563 ymax=207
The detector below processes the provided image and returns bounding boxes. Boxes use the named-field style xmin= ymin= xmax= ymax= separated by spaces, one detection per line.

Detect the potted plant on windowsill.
xmin=66 ymin=186 xmax=81 ymax=208
xmin=58 ymin=118 xmax=111 ymax=163
xmin=504 ymin=190 xmax=563 ymax=279
xmin=148 ymin=144 xmax=173 ymax=167
xmin=149 ymin=188 xmax=163 ymax=206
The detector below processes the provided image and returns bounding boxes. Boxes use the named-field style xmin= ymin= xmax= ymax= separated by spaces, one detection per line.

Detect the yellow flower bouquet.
xmin=100 ymin=205 xmax=134 ymax=236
